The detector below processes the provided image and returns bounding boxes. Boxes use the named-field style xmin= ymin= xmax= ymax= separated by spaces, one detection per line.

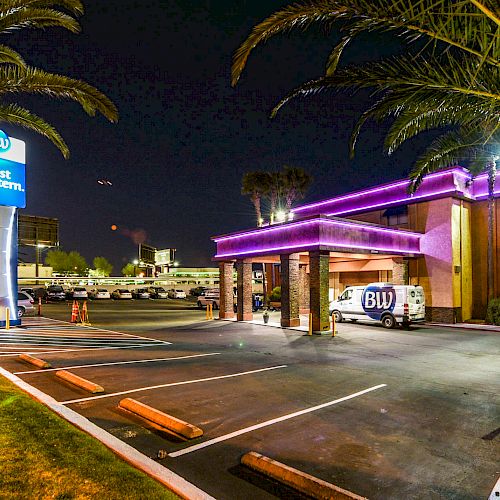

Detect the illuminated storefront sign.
xmin=0 ymin=130 xmax=26 ymax=208
xmin=0 ymin=130 xmax=24 ymax=326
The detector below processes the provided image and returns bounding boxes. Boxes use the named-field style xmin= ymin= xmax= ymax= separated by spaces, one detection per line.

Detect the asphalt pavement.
xmin=1 ymin=300 xmax=498 ymax=499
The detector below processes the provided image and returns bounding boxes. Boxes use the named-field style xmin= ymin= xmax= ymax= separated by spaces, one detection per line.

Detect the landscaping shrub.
xmin=486 ymin=297 xmax=500 ymax=325
xmin=268 ymin=286 xmax=281 ymax=302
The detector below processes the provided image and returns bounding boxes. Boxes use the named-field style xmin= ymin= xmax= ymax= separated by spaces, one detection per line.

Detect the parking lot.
xmin=1 ymin=301 xmax=498 ymax=499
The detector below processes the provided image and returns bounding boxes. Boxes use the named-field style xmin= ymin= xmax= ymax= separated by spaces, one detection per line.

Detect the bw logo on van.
xmin=362 ymin=285 xmax=396 ymax=320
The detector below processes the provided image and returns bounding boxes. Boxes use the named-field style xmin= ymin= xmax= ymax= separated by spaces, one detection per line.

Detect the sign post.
xmin=0 ymin=130 xmax=26 ymax=327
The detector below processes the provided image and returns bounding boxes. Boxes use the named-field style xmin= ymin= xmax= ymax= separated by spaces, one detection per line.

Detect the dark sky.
xmin=6 ymin=1 xmax=429 ymax=271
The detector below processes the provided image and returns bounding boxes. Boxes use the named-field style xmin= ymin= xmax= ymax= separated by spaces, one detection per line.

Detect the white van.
xmin=329 ymin=283 xmax=425 ymax=329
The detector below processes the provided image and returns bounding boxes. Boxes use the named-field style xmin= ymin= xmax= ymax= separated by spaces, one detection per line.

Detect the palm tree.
xmin=232 ymin=0 xmax=499 ymax=306
xmin=241 ymin=170 xmax=271 ymax=226
xmin=0 ymin=0 xmax=117 ymax=157
xmin=282 ymin=165 xmax=313 ymax=211
xmin=267 ymin=170 xmax=283 ymax=224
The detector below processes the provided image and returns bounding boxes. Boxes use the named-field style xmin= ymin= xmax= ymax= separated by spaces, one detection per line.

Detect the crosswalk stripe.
xmin=0 ymin=316 xmax=171 ymax=354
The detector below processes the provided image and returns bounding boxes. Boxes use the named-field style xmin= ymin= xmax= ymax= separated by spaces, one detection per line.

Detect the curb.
xmin=0 ymin=367 xmax=214 ymax=500
xmin=426 ymin=322 xmax=500 ymax=333
xmin=56 ymin=370 xmax=104 ymax=393
xmin=18 ymin=354 xmax=51 ymax=369
xmin=241 ymin=451 xmax=366 ymax=500
xmin=119 ymin=398 xmax=203 ymax=439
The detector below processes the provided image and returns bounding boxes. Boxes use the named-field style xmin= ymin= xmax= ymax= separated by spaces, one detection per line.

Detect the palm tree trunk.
xmin=252 ymin=194 xmax=262 ymax=227
xmin=487 ymin=160 xmax=497 ymax=304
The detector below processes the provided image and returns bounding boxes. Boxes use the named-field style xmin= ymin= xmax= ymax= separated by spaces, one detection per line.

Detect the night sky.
xmin=6 ymin=1 xmax=432 ymax=272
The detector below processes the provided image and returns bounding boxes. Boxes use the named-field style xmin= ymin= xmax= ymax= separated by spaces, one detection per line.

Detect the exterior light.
xmin=173 ymin=261 xmax=179 ymax=267
xmin=275 ymin=210 xmax=286 ymax=222
xmin=36 ymin=243 xmax=46 ymax=248
xmin=133 ymin=259 xmax=138 ymax=265
xmin=288 ymin=212 xmax=294 ymax=221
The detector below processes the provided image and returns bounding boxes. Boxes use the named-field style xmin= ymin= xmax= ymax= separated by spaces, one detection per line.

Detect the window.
xmin=383 ymin=205 xmax=408 ymax=226
xmin=340 ymin=289 xmax=353 ymax=301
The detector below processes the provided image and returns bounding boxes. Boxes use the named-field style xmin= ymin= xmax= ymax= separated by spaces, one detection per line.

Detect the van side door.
xmin=338 ymin=288 xmax=354 ymax=319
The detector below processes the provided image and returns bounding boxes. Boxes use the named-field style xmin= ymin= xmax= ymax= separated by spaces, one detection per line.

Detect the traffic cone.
xmin=79 ymin=301 xmax=91 ymax=326
xmin=70 ymin=301 xmax=79 ymax=323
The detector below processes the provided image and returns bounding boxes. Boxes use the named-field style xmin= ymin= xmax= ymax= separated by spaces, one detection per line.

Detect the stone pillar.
xmin=299 ymin=264 xmax=310 ymax=314
xmin=280 ymin=253 xmax=300 ymax=327
xmin=218 ymin=261 xmax=234 ymax=319
xmin=309 ymin=250 xmax=331 ymax=334
xmin=392 ymin=257 xmax=408 ymax=285
xmin=236 ymin=259 xmax=253 ymax=321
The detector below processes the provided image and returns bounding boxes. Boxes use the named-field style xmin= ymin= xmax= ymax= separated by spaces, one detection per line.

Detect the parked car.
xmin=46 ymin=285 xmax=66 ymax=302
xmin=197 ymin=288 xmax=220 ymax=309
xmin=329 ymin=283 xmax=425 ymax=329
xmin=17 ymin=291 xmax=35 ymax=317
xmin=132 ymin=288 xmax=150 ymax=299
xmin=168 ymin=289 xmax=186 ymax=299
xmin=111 ymin=289 xmax=132 ymax=300
xmin=69 ymin=287 xmax=88 ymax=300
xmin=190 ymin=286 xmax=207 ymax=297
xmin=20 ymin=287 xmax=35 ymax=299
xmin=148 ymin=286 xmax=168 ymax=299
xmin=90 ymin=288 xmax=110 ymax=300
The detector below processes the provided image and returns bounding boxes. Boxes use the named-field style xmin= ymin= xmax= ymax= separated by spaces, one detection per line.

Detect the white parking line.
xmin=168 ymin=384 xmax=387 ymax=458
xmin=0 ymin=343 xmax=162 ymax=357
xmin=0 ymin=341 xmax=153 ymax=348
xmin=60 ymin=365 xmax=288 ymax=405
xmin=15 ymin=352 xmax=222 ymax=374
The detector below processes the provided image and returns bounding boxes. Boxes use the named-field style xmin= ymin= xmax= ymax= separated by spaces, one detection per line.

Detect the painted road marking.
xmin=0 ymin=318 xmax=171 ymax=355
xmin=0 ymin=343 xmax=162 ymax=357
xmin=489 ymin=476 xmax=500 ymax=500
xmin=168 ymin=384 xmax=387 ymax=458
xmin=61 ymin=365 xmax=288 ymax=405
xmin=15 ymin=352 xmax=222 ymax=374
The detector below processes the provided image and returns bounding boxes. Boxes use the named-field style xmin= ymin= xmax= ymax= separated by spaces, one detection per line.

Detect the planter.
xmin=269 ymin=301 xmax=281 ymax=311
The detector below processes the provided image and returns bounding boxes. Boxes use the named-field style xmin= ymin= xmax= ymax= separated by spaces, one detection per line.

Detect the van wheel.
xmin=332 ymin=310 xmax=342 ymax=323
xmin=17 ymin=306 xmax=25 ymax=318
xmin=381 ymin=314 xmax=396 ymax=329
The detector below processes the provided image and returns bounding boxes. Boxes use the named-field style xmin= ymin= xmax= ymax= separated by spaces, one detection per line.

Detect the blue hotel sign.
xmin=0 ymin=130 xmax=26 ymax=208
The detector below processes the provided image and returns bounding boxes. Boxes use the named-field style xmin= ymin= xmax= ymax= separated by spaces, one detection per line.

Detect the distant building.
xmin=158 ymin=267 xmax=219 ymax=287
xmin=18 ymin=263 xmax=53 ymax=280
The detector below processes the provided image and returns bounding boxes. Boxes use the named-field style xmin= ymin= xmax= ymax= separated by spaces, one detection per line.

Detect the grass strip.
xmin=0 ymin=374 xmax=179 ymax=499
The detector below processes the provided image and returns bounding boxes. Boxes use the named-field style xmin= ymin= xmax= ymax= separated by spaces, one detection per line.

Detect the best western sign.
xmin=0 ymin=130 xmax=26 ymax=208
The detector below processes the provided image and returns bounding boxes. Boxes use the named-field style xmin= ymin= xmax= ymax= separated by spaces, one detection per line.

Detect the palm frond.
xmin=385 ymin=103 xmax=499 ymax=154
xmin=409 ymin=128 xmax=500 ymax=190
xmin=271 ymin=53 xmax=500 ymax=118
xmin=0 ymin=7 xmax=80 ymax=33
xmin=0 ymin=66 xmax=118 ymax=122
xmin=232 ymin=1 xmax=348 ymax=86
xmin=0 ymin=45 xmax=25 ymax=66
xmin=232 ymin=0 xmax=500 ymax=86
xmin=325 ymin=34 xmax=352 ymax=75
xmin=0 ymin=103 xmax=69 ymax=157
xmin=2 ymin=0 xmax=84 ymax=16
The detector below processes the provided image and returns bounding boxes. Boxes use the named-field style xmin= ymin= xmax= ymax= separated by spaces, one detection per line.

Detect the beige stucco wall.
xmin=451 ymin=201 xmax=472 ymax=320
